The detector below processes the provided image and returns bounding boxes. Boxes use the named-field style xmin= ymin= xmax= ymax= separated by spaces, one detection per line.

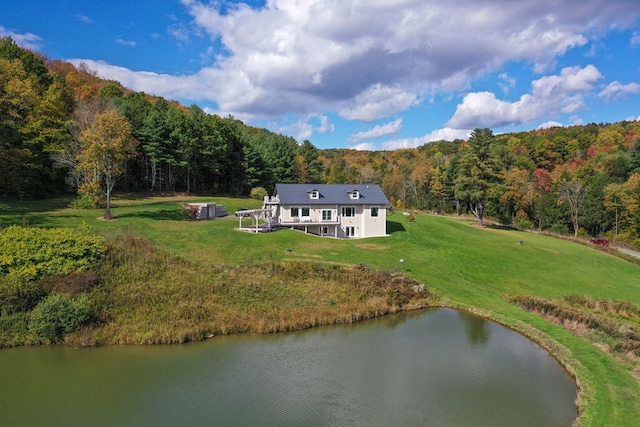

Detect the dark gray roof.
xmin=275 ymin=184 xmax=389 ymax=205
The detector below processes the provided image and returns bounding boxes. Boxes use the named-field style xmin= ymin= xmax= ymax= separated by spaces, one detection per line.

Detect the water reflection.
xmin=459 ymin=310 xmax=491 ymax=345
xmin=0 ymin=308 xmax=577 ymax=427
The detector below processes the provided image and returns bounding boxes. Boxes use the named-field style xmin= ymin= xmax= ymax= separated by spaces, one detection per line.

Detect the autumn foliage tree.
xmin=77 ymin=110 xmax=137 ymax=219
xmin=558 ymin=179 xmax=585 ymax=236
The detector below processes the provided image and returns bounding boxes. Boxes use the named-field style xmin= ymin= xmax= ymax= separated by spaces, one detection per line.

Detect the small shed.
xmin=184 ymin=203 xmax=228 ymax=220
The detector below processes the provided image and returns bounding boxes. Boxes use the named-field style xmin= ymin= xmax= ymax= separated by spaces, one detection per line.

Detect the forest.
xmin=2 ymin=37 xmax=640 ymax=247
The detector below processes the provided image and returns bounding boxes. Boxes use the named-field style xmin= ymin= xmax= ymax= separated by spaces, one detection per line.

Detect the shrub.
xmin=577 ymin=228 xmax=591 ymax=239
xmin=516 ymin=218 xmax=532 ymax=229
xmin=550 ymin=223 xmax=569 ymax=235
xmin=0 ymin=224 xmax=106 ymax=281
xmin=69 ymin=193 xmax=98 ymax=209
xmin=29 ymin=293 xmax=93 ymax=343
xmin=250 ymin=187 xmax=268 ymax=200
xmin=0 ymin=312 xmax=32 ymax=348
xmin=0 ymin=276 xmax=47 ymax=315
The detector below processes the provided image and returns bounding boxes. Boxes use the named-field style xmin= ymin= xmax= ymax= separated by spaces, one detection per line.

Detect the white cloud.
xmin=598 ymin=81 xmax=640 ymax=102
xmin=273 ymin=114 xmax=335 ymax=142
xmin=498 ymin=73 xmax=516 ymax=95
xmin=382 ymin=127 xmax=471 ymax=150
xmin=568 ymin=115 xmax=584 ymax=126
xmin=174 ymin=0 xmax=635 ymax=119
xmin=348 ymin=118 xmax=403 ymax=142
xmin=68 ymin=0 xmax=640 ymax=141
xmin=77 ymin=14 xmax=92 ymax=24
xmin=446 ymin=65 xmax=602 ymax=129
xmin=339 ymin=85 xmax=419 ymax=122
xmin=350 ymin=142 xmax=378 ymax=151
xmin=537 ymin=121 xmax=564 ymax=129
xmin=0 ymin=26 xmax=42 ymax=50
xmin=116 ymin=38 xmax=136 ymax=47
xmin=67 ymin=59 xmax=216 ymax=101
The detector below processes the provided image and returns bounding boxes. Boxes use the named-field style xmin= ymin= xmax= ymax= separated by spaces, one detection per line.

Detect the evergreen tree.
xmin=454 ymin=128 xmax=499 ymax=226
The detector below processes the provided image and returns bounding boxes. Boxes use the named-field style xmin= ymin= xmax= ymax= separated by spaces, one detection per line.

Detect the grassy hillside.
xmin=1 ymin=194 xmax=640 ymax=426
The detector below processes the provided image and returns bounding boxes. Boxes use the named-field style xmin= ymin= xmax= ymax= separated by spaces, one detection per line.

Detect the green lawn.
xmin=1 ymin=194 xmax=639 ymax=426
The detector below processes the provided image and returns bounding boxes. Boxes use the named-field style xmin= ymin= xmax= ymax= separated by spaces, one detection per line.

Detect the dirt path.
xmin=616 ymin=247 xmax=640 ymax=259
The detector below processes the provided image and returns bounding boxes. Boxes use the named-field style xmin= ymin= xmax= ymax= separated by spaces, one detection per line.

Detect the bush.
xmin=0 ymin=276 xmax=46 ymax=315
xmin=250 ymin=187 xmax=268 ymax=200
xmin=69 ymin=193 xmax=98 ymax=209
xmin=577 ymin=228 xmax=591 ymax=239
xmin=0 ymin=312 xmax=32 ymax=348
xmin=0 ymin=224 xmax=106 ymax=281
xmin=29 ymin=293 xmax=93 ymax=343
xmin=516 ymin=218 xmax=532 ymax=230
xmin=550 ymin=223 xmax=569 ymax=235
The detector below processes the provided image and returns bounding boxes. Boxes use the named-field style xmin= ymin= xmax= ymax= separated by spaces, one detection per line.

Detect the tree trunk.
xmin=104 ymin=174 xmax=115 ymax=220
xmin=472 ymin=201 xmax=485 ymax=227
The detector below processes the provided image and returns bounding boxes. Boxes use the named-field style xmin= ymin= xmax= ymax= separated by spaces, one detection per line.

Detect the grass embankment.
xmin=510 ymin=295 xmax=640 ymax=376
xmin=2 ymin=194 xmax=640 ymax=426
xmin=84 ymin=234 xmax=434 ymax=344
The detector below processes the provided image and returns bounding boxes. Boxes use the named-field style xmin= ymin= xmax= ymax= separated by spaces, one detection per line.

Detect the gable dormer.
xmin=349 ymin=189 xmax=360 ymax=200
xmin=309 ymin=189 xmax=320 ymax=200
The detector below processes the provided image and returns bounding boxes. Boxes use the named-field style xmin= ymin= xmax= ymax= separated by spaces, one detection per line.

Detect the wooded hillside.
xmin=2 ymin=37 xmax=639 ymax=246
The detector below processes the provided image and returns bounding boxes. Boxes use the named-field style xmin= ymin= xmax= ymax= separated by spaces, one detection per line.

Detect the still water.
xmin=0 ymin=308 xmax=577 ymax=426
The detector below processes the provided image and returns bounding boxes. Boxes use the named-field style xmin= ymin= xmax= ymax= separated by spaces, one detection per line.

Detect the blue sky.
xmin=3 ymin=0 xmax=640 ymax=150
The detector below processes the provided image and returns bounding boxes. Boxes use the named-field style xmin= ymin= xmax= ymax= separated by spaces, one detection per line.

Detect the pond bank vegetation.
xmin=510 ymin=294 xmax=640 ymax=378
xmin=1 ymin=231 xmax=437 ymax=347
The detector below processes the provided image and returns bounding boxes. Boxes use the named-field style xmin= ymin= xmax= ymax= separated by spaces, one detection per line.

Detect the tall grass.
xmin=77 ymin=233 xmax=435 ymax=345
xmin=510 ymin=294 xmax=640 ymax=369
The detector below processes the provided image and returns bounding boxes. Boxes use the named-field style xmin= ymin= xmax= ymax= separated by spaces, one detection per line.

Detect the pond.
xmin=0 ymin=308 xmax=577 ymax=426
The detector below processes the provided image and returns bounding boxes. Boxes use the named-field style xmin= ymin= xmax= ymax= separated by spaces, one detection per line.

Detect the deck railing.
xmin=276 ymin=216 xmax=340 ymax=225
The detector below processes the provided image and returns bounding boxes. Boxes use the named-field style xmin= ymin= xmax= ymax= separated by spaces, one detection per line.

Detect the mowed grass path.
xmin=2 ymin=194 xmax=640 ymax=426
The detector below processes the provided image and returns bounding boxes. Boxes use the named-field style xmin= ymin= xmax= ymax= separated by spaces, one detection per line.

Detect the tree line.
xmin=0 ymin=37 xmax=320 ymax=202
xmin=2 ymin=37 xmax=640 ymax=246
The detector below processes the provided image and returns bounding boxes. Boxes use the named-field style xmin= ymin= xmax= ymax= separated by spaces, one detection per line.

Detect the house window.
xmin=310 ymin=190 xmax=319 ymax=199
xmin=290 ymin=207 xmax=309 ymax=219
xmin=322 ymin=210 xmax=332 ymax=221
xmin=345 ymin=226 xmax=356 ymax=237
xmin=349 ymin=190 xmax=359 ymax=199
xmin=341 ymin=206 xmax=355 ymax=217
xmin=371 ymin=206 xmax=379 ymax=217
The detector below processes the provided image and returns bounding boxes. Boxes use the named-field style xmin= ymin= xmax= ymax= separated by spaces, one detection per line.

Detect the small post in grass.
xmin=400 ymin=258 xmax=405 ymax=271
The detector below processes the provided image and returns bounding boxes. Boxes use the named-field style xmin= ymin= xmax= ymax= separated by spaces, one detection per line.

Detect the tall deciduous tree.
xmin=77 ymin=110 xmax=137 ymax=219
xmin=558 ymin=179 xmax=585 ymax=236
xmin=604 ymin=182 xmax=628 ymax=236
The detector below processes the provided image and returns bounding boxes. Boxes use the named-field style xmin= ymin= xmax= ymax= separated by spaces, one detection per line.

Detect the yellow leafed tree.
xmin=77 ymin=109 xmax=137 ymax=219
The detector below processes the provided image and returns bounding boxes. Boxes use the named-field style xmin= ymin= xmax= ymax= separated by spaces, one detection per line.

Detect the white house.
xmin=263 ymin=183 xmax=389 ymax=238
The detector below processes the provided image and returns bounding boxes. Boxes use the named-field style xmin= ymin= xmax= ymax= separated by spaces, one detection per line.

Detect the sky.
xmin=2 ymin=0 xmax=640 ymax=150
